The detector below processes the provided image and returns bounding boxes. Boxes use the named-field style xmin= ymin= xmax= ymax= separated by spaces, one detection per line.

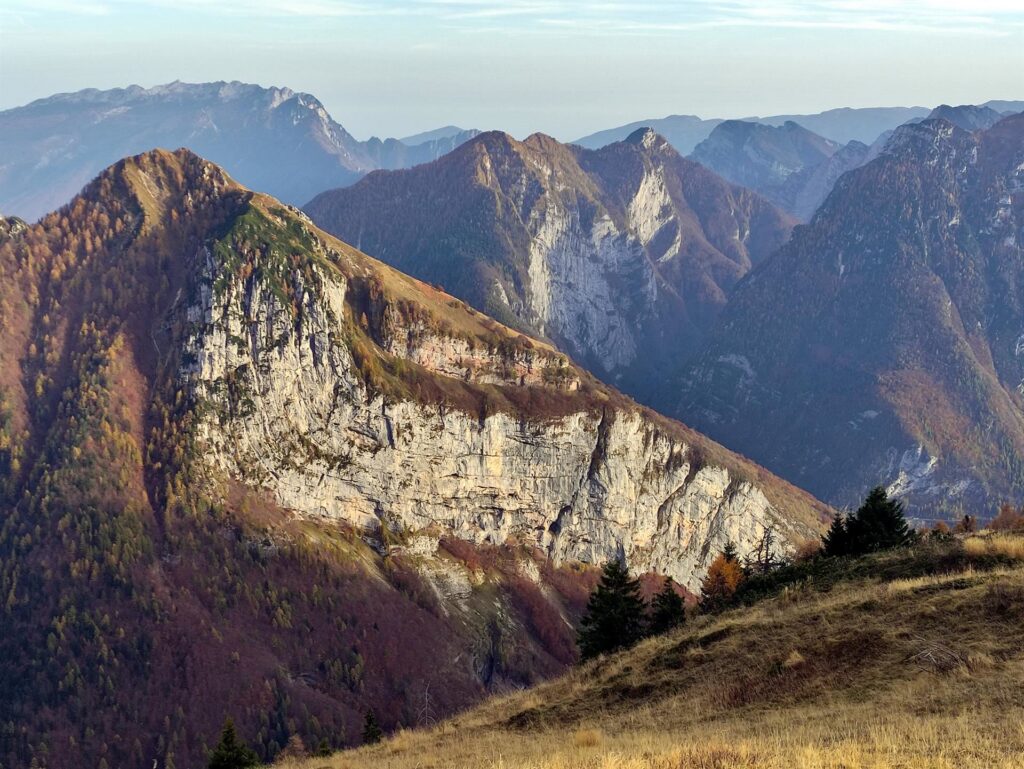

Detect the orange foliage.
xmin=699 ymin=552 xmax=744 ymax=612
xmin=991 ymin=503 xmax=1024 ymax=532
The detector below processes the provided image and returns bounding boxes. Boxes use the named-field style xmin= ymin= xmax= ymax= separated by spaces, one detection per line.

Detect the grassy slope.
xmin=287 ymin=534 xmax=1024 ymax=769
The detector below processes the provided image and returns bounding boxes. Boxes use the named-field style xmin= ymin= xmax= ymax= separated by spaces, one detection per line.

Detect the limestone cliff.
xmin=181 ymin=191 xmax=822 ymax=590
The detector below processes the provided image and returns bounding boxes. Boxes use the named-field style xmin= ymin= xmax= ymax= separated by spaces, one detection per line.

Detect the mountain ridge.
xmin=676 ymin=113 xmax=1024 ymax=517
xmin=0 ymin=81 xmax=481 ymax=222
xmin=305 ymin=128 xmax=794 ymax=413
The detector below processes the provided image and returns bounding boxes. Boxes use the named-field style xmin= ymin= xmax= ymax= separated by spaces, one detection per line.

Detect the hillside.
xmin=285 ymin=533 xmax=1024 ymax=768
xmin=677 ymin=113 xmax=1024 ymax=519
xmin=0 ymin=81 xmax=479 ymax=221
xmin=0 ymin=148 xmax=825 ymax=769
xmin=305 ymin=128 xmax=793 ymax=412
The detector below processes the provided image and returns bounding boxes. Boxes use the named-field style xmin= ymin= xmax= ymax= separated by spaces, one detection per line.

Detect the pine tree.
xmin=361 ymin=710 xmax=383 ymax=745
xmin=722 ymin=541 xmax=740 ymax=563
xmin=207 ymin=718 xmax=259 ymax=769
xmin=845 ymin=487 xmax=912 ymax=554
xmin=822 ymin=514 xmax=850 ymax=557
xmin=577 ymin=559 xmax=646 ymax=660
xmin=698 ymin=546 xmax=744 ymax=614
xmin=648 ymin=577 xmax=686 ymax=636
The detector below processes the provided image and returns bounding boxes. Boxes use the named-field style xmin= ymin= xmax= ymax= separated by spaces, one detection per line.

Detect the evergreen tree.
xmin=845 ymin=487 xmax=913 ymax=553
xmin=207 ymin=718 xmax=259 ymax=769
xmin=722 ymin=541 xmax=740 ymax=563
xmin=577 ymin=559 xmax=646 ymax=660
xmin=361 ymin=710 xmax=383 ymax=745
xmin=821 ymin=514 xmax=850 ymax=557
xmin=648 ymin=577 xmax=686 ymax=636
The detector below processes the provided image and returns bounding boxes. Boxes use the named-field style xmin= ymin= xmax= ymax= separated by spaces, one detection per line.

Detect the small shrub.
xmin=990 ymin=503 xmax=1024 ymax=532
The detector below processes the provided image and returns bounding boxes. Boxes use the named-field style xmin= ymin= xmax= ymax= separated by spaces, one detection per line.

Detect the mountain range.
xmin=575 ymin=102 xmax=1024 ymax=152
xmin=0 ymin=81 xmax=480 ymax=222
xmin=0 ymin=147 xmax=824 ymax=769
xmin=678 ymin=112 xmax=1024 ymax=518
xmin=686 ymin=104 xmax=1024 ymax=221
xmin=305 ymin=127 xmax=793 ymax=411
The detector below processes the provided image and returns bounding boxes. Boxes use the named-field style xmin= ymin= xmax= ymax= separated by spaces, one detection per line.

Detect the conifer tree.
xmin=207 ymin=718 xmax=259 ymax=769
xmin=361 ymin=710 xmax=383 ymax=745
xmin=577 ymin=559 xmax=646 ymax=660
xmin=822 ymin=513 xmax=850 ymax=557
xmin=648 ymin=577 xmax=686 ymax=635
xmin=845 ymin=486 xmax=912 ymax=553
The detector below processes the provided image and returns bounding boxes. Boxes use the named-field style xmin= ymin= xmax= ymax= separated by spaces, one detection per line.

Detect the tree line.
xmin=576 ymin=485 xmax=915 ymax=660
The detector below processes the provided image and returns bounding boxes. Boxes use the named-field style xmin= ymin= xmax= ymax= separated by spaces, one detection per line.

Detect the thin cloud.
xmin=5 ymin=0 xmax=1022 ymax=35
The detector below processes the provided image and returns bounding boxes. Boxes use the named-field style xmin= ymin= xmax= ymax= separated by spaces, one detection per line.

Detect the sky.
xmin=1 ymin=0 xmax=1022 ymax=141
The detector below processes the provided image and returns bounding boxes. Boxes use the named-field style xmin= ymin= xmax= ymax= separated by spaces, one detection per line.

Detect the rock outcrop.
xmin=183 ymin=192 xmax=820 ymax=591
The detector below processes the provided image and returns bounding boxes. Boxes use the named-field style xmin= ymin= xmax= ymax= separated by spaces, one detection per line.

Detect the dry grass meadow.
xmin=280 ymin=533 xmax=1024 ymax=769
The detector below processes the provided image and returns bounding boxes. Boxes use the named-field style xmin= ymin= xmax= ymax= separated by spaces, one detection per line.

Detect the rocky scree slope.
xmin=0 ymin=149 xmax=824 ymax=768
xmin=305 ymin=128 xmax=793 ymax=413
xmin=678 ymin=114 xmax=1024 ymax=519
xmin=0 ymin=80 xmax=479 ymax=221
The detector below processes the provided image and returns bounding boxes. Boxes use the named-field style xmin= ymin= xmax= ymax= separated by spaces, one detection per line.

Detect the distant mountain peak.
xmin=0 ymin=81 xmax=482 ymax=220
xmin=928 ymin=103 xmax=1007 ymax=131
xmin=623 ymin=126 xmax=668 ymax=151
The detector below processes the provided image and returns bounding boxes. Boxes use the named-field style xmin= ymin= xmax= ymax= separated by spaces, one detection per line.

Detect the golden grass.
xmin=283 ymin=538 xmax=1024 ymax=769
xmin=964 ymin=532 xmax=1024 ymax=560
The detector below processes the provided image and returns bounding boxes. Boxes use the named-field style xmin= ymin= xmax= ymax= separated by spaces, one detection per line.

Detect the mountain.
xmin=752 ymin=105 xmax=931 ymax=144
xmin=689 ymin=120 xmax=847 ymax=220
xmin=0 ymin=148 xmax=825 ymax=769
xmin=677 ymin=113 xmax=1024 ymax=518
xmin=305 ymin=128 xmax=794 ymax=412
xmin=928 ymin=103 xmax=1010 ymax=131
xmin=982 ymin=100 xmax=1024 ymax=114
xmin=573 ymin=115 xmax=723 ymax=154
xmin=364 ymin=128 xmax=483 ymax=170
xmin=573 ymin=106 xmax=932 ymax=153
xmin=0 ymin=81 xmax=480 ymax=221
xmin=297 ymin=535 xmax=1024 ymax=768
xmin=400 ymin=125 xmax=478 ymax=145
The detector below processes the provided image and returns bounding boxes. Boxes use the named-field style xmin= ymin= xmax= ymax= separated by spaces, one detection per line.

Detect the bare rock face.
xmin=181 ymin=210 xmax=814 ymax=590
xmin=305 ymin=129 xmax=793 ymax=413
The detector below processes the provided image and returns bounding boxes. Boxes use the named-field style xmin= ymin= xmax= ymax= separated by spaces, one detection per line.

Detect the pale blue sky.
xmin=1 ymin=0 xmax=1022 ymax=140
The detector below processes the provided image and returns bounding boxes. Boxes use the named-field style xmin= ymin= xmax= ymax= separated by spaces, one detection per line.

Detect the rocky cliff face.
xmin=677 ymin=114 xmax=1024 ymax=519
xmin=182 ymin=196 xmax=816 ymax=591
xmin=305 ymin=128 xmax=793 ymax=413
